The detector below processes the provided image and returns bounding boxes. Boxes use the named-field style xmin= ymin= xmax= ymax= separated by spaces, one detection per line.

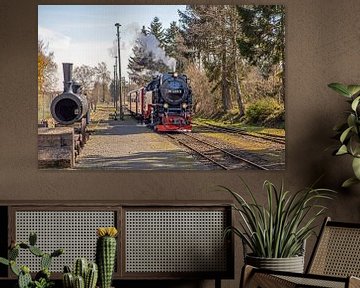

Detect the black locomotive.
xmin=128 ymin=72 xmax=192 ymax=132
xmin=50 ymin=63 xmax=89 ymax=125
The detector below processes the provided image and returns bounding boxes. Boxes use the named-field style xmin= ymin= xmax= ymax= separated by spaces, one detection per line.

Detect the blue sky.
xmin=38 ymin=5 xmax=186 ymax=89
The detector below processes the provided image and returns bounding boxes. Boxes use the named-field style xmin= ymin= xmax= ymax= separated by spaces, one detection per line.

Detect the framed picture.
xmin=38 ymin=5 xmax=285 ymax=171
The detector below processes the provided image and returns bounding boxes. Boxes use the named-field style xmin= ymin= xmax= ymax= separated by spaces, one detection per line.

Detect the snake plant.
xmin=223 ymin=179 xmax=335 ymax=258
xmin=328 ymin=83 xmax=360 ymax=187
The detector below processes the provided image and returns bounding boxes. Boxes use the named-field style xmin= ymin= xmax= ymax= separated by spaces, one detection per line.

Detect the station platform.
xmin=75 ymin=116 xmax=206 ymax=170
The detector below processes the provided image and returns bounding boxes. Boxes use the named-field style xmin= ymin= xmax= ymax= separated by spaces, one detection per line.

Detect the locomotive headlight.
xmin=182 ymin=103 xmax=188 ymax=109
xmin=173 ymin=72 xmax=178 ymax=78
xmin=164 ymin=103 xmax=169 ymax=109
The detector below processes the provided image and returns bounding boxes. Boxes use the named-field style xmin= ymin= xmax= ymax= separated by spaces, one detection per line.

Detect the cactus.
xmin=74 ymin=275 xmax=85 ymax=288
xmin=0 ymin=257 xmax=9 ymax=266
xmin=74 ymin=258 xmax=87 ymax=279
xmin=41 ymin=253 xmax=52 ymax=270
xmin=64 ymin=265 xmax=72 ymax=273
xmin=29 ymin=245 xmax=44 ymax=257
xmin=18 ymin=269 xmax=32 ymax=288
xmin=85 ymin=263 xmax=98 ymax=288
xmin=63 ymin=259 xmax=98 ymax=288
xmin=19 ymin=243 xmax=30 ymax=249
xmin=35 ymin=268 xmax=50 ymax=282
xmin=10 ymin=260 xmax=20 ymax=276
xmin=29 ymin=232 xmax=37 ymax=246
xmin=63 ymin=272 xmax=74 ymax=288
xmin=51 ymin=248 xmax=64 ymax=258
xmin=9 ymin=246 xmax=19 ymax=260
xmin=0 ymin=232 xmax=64 ymax=288
xmin=96 ymin=227 xmax=118 ymax=288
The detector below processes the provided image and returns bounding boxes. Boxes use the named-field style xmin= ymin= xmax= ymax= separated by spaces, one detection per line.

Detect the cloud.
xmin=38 ymin=25 xmax=135 ymax=90
xmin=38 ymin=26 xmax=71 ymax=51
xmin=50 ymin=39 xmax=131 ymax=90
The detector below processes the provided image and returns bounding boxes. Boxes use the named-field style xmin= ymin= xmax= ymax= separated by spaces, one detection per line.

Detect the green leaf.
xmin=0 ymin=257 xmax=9 ymax=266
xmin=351 ymin=96 xmax=360 ymax=111
xmin=328 ymin=83 xmax=352 ymax=97
xmin=352 ymin=157 xmax=360 ymax=179
xmin=336 ymin=144 xmax=348 ymax=155
xmin=223 ymin=180 xmax=335 ymax=258
xmin=347 ymin=114 xmax=356 ymax=127
xmin=349 ymin=135 xmax=360 ymax=157
xmin=340 ymin=127 xmax=352 ymax=143
xmin=342 ymin=177 xmax=360 ymax=187
xmin=347 ymin=85 xmax=360 ymax=97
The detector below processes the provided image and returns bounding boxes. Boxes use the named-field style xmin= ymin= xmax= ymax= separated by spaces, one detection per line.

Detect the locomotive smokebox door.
xmin=160 ymin=74 xmax=189 ymax=105
xmin=50 ymin=63 xmax=89 ymax=125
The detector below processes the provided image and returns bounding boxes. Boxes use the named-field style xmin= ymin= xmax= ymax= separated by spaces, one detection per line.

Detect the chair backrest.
xmin=307 ymin=217 xmax=360 ymax=277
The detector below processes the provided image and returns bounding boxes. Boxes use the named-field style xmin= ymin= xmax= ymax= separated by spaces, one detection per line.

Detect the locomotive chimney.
xmin=63 ymin=63 xmax=73 ymax=93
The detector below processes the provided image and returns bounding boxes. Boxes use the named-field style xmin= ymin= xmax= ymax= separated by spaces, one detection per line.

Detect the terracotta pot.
xmin=245 ymin=254 xmax=305 ymax=273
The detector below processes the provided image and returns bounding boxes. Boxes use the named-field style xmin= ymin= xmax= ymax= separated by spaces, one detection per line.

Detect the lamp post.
xmin=113 ymin=64 xmax=116 ymax=108
xmin=114 ymin=56 xmax=118 ymax=109
xmin=115 ymin=23 xmax=123 ymax=120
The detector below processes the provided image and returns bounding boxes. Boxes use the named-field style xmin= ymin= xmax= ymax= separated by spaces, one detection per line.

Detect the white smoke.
xmin=139 ymin=33 xmax=177 ymax=72
xmin=108 ymin=39 xmax=117 ymax=58
xmin=108 ymin=22 xmax=140 ymax=58
xmin=139 ymin=68 xmax=161 ymax=78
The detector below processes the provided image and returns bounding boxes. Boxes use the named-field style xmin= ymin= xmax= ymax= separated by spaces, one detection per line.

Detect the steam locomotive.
xmin=51 ymin=63 xmax=89 ymax=125
xmin=127 ymin=72 xmax=192 ymax=132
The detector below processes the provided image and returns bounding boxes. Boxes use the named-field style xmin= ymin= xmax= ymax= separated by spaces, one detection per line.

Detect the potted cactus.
xmin=0 ymin=232 xmax=63 ymax=288
xmin=96 ymin=227 xmax=118 ymax=288
xmin=62 ymin=258 xmax=98 ymax=288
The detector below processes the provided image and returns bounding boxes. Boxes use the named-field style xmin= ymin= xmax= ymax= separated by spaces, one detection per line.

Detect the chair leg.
xmin=240 ymin=265 xmax=296 ymax=288
xmin=349 ymin=276 xmax=360 ymax=288
xmin=240 ymin=265 xmax=255 ymax=288
xmin=215 ymin=278 xmax=221 ymax=288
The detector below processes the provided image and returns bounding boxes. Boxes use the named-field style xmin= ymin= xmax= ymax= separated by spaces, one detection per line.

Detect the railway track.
xmin=167 ymin=132 xmax=269 ymax=170
xmin=195 ymin=122 xmax=285 ymax=145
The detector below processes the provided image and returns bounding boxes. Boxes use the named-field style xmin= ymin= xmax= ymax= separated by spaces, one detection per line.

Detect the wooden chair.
xmin=241 ymin=217 xmax=360 ymax=288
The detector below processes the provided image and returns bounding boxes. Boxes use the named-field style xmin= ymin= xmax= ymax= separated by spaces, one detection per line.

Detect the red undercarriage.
xmin=155 ymin=115 xmax=192 ymax=132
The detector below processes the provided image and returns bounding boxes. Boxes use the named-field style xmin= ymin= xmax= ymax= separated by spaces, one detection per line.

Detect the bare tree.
xmin=94 ymin=62 xmax=111 ymax=103
xmin=73 ymin=65 xmax=95 ymax=93
xmin=73 ymin=65 xmax=96 ymax=110
xmin=38 ymin=40 xmax=57 ymax=121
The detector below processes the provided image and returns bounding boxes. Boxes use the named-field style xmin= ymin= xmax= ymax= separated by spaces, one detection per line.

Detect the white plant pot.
xmin=245 ymin=254 xmax=305 ymax=273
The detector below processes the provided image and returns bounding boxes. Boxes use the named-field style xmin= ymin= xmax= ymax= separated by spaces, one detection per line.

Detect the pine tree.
xmin=128 ymin=26 xmax=171 ymax=84
xmin=178 ymin=5 xmax=245 ymax=113
xmin=164 ymin=21 xmax=179 ymax=57
xmin=148 ymin=17 xmax=166 ymax=47
xmin=237 ymin=5 xmax=285 ymax=100
xmin=128 ymin=29 xmax=152 ymax=85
